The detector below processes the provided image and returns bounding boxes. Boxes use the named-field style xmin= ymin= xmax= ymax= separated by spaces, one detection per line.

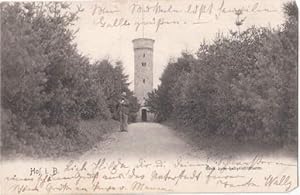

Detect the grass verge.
xmin=164 ymin=120 xmax=297 ymax=160
xmin=1 ymin=118 xmax=120 ymax=160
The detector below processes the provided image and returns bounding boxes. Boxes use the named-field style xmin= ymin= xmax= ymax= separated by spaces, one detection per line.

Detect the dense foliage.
xmin=1 ymin=2 xmax=139 ymax=157
xmin=145 ymin=2 xmax=297 ymax=145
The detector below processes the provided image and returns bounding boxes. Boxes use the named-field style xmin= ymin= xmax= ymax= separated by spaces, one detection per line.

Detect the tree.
xmin=145 ymin=1 xmax=297 ymax=146
xmin=1 ymin=3 xmax=49 ymax=151
xmin=1 ymin=2 xmax=138 ymax=157
xmin=145 ymin=52 xmax=193 ymax=122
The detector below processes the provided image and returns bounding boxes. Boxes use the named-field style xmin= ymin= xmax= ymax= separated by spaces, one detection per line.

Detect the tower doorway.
xmin=141 ymin=109 xmax=147 ymax=121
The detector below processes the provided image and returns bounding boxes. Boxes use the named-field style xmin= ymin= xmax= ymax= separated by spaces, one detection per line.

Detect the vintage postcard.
xmin=0 ymin=0 xmax=298 ymax=194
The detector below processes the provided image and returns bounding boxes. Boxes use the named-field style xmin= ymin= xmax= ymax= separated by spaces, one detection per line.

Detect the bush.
xmin=146 ymin=2 xmax=297 ymax=146
xmin=1 ymin=2 xmax=139 ymax=158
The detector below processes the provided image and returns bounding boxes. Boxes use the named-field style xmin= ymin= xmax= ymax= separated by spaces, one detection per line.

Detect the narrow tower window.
xmin=143 ymin=79 xmax=145 ymax=83
xmin=143 ymin=53 xmax=146 ymax=57
xmin=142 ymin=62 xmax=146 ymax=67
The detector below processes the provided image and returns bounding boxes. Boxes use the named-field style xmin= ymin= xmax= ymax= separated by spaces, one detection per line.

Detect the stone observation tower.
xmin=132 ymin=38 xmax=155 ymax=121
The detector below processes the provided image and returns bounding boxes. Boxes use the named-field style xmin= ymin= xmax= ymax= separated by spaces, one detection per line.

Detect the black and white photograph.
xmin=0 ymin=0 xmax=298 ymax=193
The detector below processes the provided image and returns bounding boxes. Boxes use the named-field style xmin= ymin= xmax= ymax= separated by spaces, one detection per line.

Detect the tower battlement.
xmin=132 ymin=38 xmax=155 ymax=50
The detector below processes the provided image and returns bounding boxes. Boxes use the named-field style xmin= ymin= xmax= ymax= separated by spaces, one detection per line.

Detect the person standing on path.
xmin=119 ymin=92 xmax=129 ymax=132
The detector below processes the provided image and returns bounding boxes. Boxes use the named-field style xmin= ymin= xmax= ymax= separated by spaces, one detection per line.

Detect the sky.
xmin=73 ymin=0 xmax=288 ymax=90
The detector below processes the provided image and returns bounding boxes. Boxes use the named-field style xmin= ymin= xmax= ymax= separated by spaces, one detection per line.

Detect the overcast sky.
xmin=73 ymin=0 xmax=288 ymax=89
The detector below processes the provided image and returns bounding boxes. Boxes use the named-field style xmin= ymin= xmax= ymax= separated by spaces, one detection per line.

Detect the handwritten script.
xmin=88 ymin=0 xmax=278 ymax=32
xmin=1 ymin=155 xmax=297 ymax=193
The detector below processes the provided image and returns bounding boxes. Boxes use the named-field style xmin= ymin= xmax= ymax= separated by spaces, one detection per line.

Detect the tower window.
xmin=142 ymin=62 xmax=146 ymax=67
xmin=143 ymin=79 xmax=145 ymax=83
xmin=143 ymin=53 xmax=146 ymax=57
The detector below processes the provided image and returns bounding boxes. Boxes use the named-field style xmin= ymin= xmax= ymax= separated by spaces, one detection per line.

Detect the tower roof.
xmin=132 ymin=38 xmax=155 ymax=50
xmin=132 ymin=38 xmax=155 ymax=42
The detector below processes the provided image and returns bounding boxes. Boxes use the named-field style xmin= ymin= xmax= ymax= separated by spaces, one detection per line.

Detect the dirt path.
xmin=2 ymin=122 xmax=297 ymax=193
xmin=81 ymin=122 xmax=196 ymax=160
xmin=80 ymin=121 xmax=297 ymax=163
